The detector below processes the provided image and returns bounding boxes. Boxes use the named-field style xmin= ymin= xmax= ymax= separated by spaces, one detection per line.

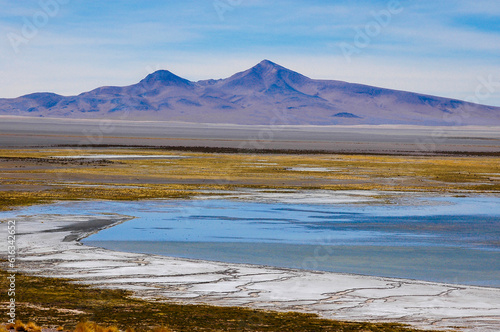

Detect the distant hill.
xmin=1 ymin=60 xmax=498 ymax=126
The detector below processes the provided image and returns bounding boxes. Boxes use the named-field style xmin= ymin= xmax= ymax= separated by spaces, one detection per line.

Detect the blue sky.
xmin=1 ymin=0 xmax=499 ymax=106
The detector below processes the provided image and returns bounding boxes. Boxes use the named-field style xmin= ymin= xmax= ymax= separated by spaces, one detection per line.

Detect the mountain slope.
xmin=0 ymin=60 xmax=498 ymax=126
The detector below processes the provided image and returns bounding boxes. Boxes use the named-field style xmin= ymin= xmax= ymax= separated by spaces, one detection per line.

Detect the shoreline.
xmin=2 ymin=212 xmax=500 ymax=331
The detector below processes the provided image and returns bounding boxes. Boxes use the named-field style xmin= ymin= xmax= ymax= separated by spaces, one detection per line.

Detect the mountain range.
xmin=1 ymin=60 xmax=499 ymax=126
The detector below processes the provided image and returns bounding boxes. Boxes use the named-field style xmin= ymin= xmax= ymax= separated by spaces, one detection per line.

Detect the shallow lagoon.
xmin=4 ymin=195 xmax=500 ymax=287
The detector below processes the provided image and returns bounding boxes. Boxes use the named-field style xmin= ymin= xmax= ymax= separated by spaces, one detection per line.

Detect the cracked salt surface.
xmin=1 ymin=192 xmax=499 ymax=331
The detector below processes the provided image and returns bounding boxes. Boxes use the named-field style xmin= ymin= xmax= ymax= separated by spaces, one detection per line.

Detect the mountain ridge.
xmin=1 ymin=60 xmax=498 ymax=126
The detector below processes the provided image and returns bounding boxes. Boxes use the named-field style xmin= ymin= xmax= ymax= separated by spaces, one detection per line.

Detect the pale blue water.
xmin=3 ymin=196 xmax=500 ymax=286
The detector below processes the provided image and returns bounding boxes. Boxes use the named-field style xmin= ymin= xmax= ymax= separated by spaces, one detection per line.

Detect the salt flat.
xmin=1 ymin=116 xmax=500 ymax=155
xmin=2 ymin=213 xmax=499 ymax=332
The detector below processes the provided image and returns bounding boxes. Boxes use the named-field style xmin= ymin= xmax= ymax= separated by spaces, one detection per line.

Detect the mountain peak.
xmin=218 ymin=60 xmax=311 ymax=92
xmin=256 ymin=59 xmax=280 ymax=68
xmin=250 ymin=59 xmax=285 ymax=74
xmin=140 ymin=70 xmax=192 ymax=87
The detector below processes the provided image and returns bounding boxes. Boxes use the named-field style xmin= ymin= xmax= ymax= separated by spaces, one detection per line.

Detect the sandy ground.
xmin=2 ymin=213 xmax=499 ymax=332
xmin=1 ymin=116 xmax=499 ymax=155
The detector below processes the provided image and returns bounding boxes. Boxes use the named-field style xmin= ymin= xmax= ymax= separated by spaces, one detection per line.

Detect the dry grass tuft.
xmin=72 ymin=322 xmax=170 ymax=332
xmin=24 ymin=322 xmax=41 ymax=332
xmin=3 ymin=322 xmax=41 ymax=332
xmin=14 ymin=321 xmax=25 ymax=332
xmin=74 ymin=322 xmax=121 ymax=332
xmin=103 ymin=327 xmax=119 ymax=332
xmin=151 ymin=327 xmax=173 ymax=332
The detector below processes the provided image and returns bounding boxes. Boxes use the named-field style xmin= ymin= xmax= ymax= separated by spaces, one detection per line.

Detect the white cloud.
xmin=386 ymin=22 xmax=500 ymax=53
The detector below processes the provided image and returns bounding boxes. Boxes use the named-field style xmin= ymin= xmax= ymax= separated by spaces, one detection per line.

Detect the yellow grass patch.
xmin=0 ymin=148 xmax=498 ymax=210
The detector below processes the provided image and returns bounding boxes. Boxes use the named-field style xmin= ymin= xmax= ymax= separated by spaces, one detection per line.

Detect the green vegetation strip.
xmin=0 ymin=270 xmax=436 ymax=332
